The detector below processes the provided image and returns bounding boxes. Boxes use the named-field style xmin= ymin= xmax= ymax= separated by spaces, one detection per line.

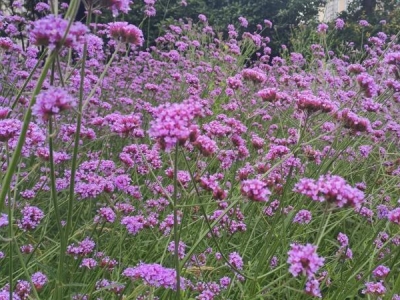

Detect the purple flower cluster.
xmin=167 ymin=241 xmax=186 ymax=260
xmin=18 ymin=206 xmax=44 ymax=231
xmin=108 ymin=22 xmax=144 ymax=46
xmin=32 ymin=87 xmax=76 ymax=122
xmin=123 ymin=263 xmax=187 ymax=290
xmin=105 ymin=0 xmax=132 ymax=16
xmin=0 ymin=119 xmax=22 ymax=141
xmin=293 ymin=209 xmax=312 ymax=224
xmin=31 ymin=272 xmax=48 ymax=291
xmin=148 ymin=102 xmax=200 ymax=151
xmin=66 ymin=237 xmax=96 ymax=258
xmin=29 ymin=15 xmax=88 ymax=50
xmin=240 ymin=179 xmax=271 ymax=202
xmin=294 ymin=174 xmax=365 ymax=208
xmin=287 ymin=243 xmax=324 ymax=278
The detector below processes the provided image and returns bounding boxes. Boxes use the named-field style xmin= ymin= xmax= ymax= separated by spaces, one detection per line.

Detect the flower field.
xmin=1 ymin=1 xmax=400 ymax=299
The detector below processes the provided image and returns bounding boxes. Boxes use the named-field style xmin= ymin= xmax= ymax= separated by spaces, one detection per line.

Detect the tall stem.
xmin=0 ymin=51 xmax=56 ymax=213
xmin=48 ymin=116 xmax=63 ymax=239
xmin=173 ymin=143 xmax=181 ymax=299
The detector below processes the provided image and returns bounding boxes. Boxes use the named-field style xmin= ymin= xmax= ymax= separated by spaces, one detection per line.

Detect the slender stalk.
xmin=58 ymin=18 xmax=90 ymax=300
xmin=173 ymin=143 xmax=181 ymax=299
xmin=5 ymin=144 xmax=13 ymax=300
xmin=48 ymin=116 xmax=63 ymax=238
xmin=0 ymin=51 xmax=56 ymax=213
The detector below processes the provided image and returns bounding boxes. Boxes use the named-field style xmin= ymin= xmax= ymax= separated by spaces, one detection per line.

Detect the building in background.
xmin=319 ymin=0 xmax=353 ymax=22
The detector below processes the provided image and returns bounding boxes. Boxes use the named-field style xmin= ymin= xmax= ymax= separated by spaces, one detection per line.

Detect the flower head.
xmin=287 ymin=243 xmax=324 ymax=278
xmin=29 ymin=15 xmax=88 ymax=50
xmin=32 ymin=87 xmax=76 ymax=121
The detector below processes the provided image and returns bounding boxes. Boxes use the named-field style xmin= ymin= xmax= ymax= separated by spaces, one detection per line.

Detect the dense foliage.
xmin=1 ymin=0 xmax=400 ymax=299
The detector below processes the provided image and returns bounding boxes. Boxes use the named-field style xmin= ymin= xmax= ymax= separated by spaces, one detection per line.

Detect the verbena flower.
xmin=372 ymin=265 xmax=390 ymax=278
xmin=108 ymin=22 xmax=144 ymax=46
xmin=104 ymin=0 xmax=132 ymax=16
xmin=32 ymin=87 xmax=76 ymax=121
xmin=29 ymin=15 xmax=88 ymax=50
xmin=362 ymin=281 xmax=386 ymax=296
xmin=287 ymin=243 xmax=324 ymax=278
xmin=148 ymin=102 xmax=200 ymax=151
xmin=294 ymin=174 xmax=365 ymax=208
xmin=31 ymin=272 xmax=48 ymax=291
xmin=241 ymin=179 xmax=271 ymax=202
xmin=122 ymin=263 xmax=188 ymax=290
xmin=18 ymin=206 xmax=44 ymax=231
xmin=293 ymin=210 xmax=312 ymax=224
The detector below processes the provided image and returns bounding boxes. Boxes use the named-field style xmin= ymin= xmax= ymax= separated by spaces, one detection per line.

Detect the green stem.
xmin=0 ymin=51 xmax=56 ymax=213
xmin=5 ymin=144 xmax=13 ymax=299
xmin=48 ymin=116 xmax=63 ymax=239
xmin=316 ymin=208 xmax=331 ymax=248
xmin=58 ymin=26 xmax=89 ymax=300
xmin=173 ymin=143 xmax=181 ymax=299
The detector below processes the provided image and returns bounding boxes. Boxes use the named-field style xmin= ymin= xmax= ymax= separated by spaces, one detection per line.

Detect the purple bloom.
xmin=241 ymin=68 xmax=266 ymax=84
xmin=80 ymin=258 xmax=98 ymax=269
xmin=198 ymin=14 xmax=207 ymax=22
xmin=15 ymin=280 xmax=31 ymax=300
xmin=335 ymin=18 xmax=345 ymax=30
xmin=317 ymin=23 xmax=328 ymax=33
xmin=362 ymin=281 xmax=386 ymax=296
xmin=108 ymin=22 xmax=144 ymax=46
xmin=123 ymin=263 xmax=187 ymax=290
xmin=32 ymin=87 xmax=76 ymax=121
xmin=193 ymin=135 xmax=219 ymax=157
xmin=305 ymin=279 xmax=322 ymax=298
xmin=167 ymin=241 xmax=186 ymax=260
xmin=148 ymin=102 xmax=201 ymax=151
xmin=264 ymin=19 xmax=273 ymax=28
xmin=219 ymin=276 xmax=231 ymax=289
xmin=293 ymin=210 xmax=312 ymax=224
xmin=121 ymin=215 xmax=145 ymax=235
xmin=359 ymin=20 xmax=370 ymax=27
xmin=67 ymin=237 xmax=96 ymax=258
xmin=241 ymin=179 xmax=271 ymax=202
xmin=238 ymin=17 xmax=248 ymax=28
xmin=337 ymin=233 xmax=349 ymax=247
xmin=372 ymin=265 xmax=390 ymax=278
xmin=20 ymin=244 xmax=34 ymax=254
xmin=287 ymin=243 xmax=324 ymax=278
xmin=18 ymin=206 xmax=44 ymax=231
xmin=105 ymin=0 xmax=132 ymax=16
xmin=388 ymin=208 xmax=400 ymax=225
xmin=0 ymin=119 xmax=22 ymax=141
xmin=228 ymin=252 xmax=244 ymax=270
xmin=0 ymin=214 xmax=8 ymax=227
xmin=31 ymin=272 xmax=48 ymax=291
xmin=29 ymin=15 xmax=88 ymax=50
xmin=95 ymin=207 xmax=116 ymax=223
xmin=294 ymin=174 xmax=365 ymax=208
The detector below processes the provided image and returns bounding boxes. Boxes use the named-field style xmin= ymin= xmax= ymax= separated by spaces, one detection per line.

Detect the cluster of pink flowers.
xmin=294 ymin=174 xmax=365 ymax=208
xmin=108 ymin=22 xmax=144 ymax=46
xmin=18 ymin=206 xmax=44 ymax=231
xmin=0 ymin=118 xmax=21 ymax=141
xmin=295 ymin=91 xmax=336 ymax=113
xmin=105 ymin=0 xmax=132 ymax=16
xmin=148 ymin=102 xmax=200 ymax=151
xmin=287 ymin=243 xmax=325 ymax=278
xmin=66 ymin=237 xmax=96 ymax=258
xmin=240 ymin=179 xmax=271 ymax=202
xmin=32 ymin=87 xmax=76 ymax=122
xmin=29 ymin=15 xmax=88 ymax=50
xmin=122 ymin=263 xmax=187 ymax=290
